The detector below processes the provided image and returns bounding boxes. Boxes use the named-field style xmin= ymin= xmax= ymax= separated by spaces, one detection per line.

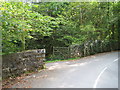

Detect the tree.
xmin=1 ymin=2 xmax=60 ymax=54
xmin=1 ymin=2 xmax=119 ymax=57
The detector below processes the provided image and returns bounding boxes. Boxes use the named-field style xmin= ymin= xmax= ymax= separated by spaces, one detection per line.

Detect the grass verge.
xmin=45 ymin=57 xmax=80 ymax=63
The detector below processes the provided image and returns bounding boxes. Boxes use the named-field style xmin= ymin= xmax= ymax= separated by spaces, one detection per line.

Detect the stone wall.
xmin=2 ymin=49 xmax=45 ymax=79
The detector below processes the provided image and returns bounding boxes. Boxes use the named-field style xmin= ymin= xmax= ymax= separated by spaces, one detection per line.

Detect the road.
xmin=12 ymin=51 xmax=119 ymax=88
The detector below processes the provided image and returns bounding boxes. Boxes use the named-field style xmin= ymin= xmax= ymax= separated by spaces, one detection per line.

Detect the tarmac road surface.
xmin=12 ymin=51 xmax=119 ymax=88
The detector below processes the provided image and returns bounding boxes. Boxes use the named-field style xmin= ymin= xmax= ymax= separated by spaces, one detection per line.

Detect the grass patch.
xmin=0 ymin=77 xmax=2 ymax=82
xmin=45 ymin=57 xmax=80 ymax=63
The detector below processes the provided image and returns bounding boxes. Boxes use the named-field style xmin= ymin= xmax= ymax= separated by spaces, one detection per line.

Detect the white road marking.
xmin=113 ymin=58 xmax=119 ymax=62
xmin=93 ymin=58 xmax=118 ymax=88
xmin=93 ymin=67 xmax=107 ymax=88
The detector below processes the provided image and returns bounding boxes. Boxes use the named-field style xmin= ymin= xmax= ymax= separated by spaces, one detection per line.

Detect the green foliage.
xmin=1 ymin=2 xmax=119 ymax=56
xmin=1 ymin=2 xmax=60 ymax=54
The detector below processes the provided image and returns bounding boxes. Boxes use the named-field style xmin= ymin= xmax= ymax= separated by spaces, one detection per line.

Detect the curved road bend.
xmin=12 ymin=51 xmax=119 ymax=88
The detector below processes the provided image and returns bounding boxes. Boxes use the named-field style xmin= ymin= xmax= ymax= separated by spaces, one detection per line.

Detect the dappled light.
xmin=1 ymin=1 xmax=119 ymax=88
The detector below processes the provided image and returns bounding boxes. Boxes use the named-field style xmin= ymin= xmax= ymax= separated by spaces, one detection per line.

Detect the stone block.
xmin=2 ymin=49 xmax=45 ymax=79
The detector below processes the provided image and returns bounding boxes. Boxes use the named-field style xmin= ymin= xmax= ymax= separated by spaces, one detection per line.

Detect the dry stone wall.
xmin=2 ymin=49 xmax=45 ymax=79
